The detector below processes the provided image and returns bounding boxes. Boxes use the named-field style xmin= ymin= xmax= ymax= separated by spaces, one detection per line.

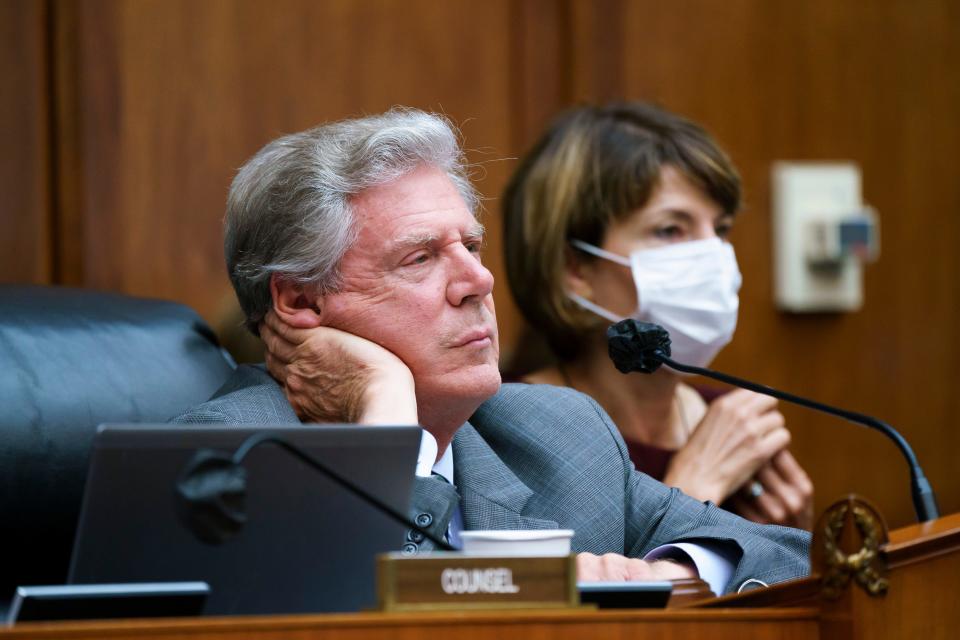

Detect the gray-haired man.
xmin=175 ymin=109 xmax=809 ymax=594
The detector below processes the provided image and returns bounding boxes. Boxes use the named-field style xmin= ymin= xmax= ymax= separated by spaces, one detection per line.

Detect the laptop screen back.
xmin=68 ymin=424 xmax=420 ymax=616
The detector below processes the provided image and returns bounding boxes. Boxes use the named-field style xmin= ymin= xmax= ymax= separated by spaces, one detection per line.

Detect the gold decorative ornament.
xmin=817 ymin=498 xmax=889 ymax=599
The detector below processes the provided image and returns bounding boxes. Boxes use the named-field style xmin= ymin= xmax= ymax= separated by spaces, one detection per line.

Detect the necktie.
xmin=431 ymin=472 xmax=463 ymax=549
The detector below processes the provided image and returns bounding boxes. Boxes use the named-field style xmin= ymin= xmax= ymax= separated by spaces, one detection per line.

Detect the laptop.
xmin=7 ymin=582 xmax=210 ymax=624
xmin=67 ymin=424 xmax=421 ymax=616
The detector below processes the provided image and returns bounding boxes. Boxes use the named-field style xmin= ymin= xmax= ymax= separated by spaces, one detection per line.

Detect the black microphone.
xmin=174 ymin=431 xmax=455 ymax=550
xmin=607 ymin=318 xmax=940 ymax=523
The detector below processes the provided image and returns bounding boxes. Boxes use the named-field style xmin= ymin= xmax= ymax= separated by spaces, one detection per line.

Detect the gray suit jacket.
xmin=173 ymin=365 xmax=810 ymax=594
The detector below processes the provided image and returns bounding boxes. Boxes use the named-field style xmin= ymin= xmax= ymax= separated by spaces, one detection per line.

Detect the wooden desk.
xmin=2 ymin=607 xmax=819 ymax=640
xmin=695 ymin=502 xmax=960 ymax=640
xmin=5 ymin=503 xmax=956 ymax=640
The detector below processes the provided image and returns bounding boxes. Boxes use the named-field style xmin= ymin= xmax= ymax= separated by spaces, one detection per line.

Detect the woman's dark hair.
xmin=502 ymin=102 xmax=741 ymax=362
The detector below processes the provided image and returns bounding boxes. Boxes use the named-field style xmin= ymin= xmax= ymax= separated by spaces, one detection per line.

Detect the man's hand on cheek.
xmin=576 ymin=553 xmax=697 ymax=582
xmin=260 ymin=311 xmax=418 ymax=425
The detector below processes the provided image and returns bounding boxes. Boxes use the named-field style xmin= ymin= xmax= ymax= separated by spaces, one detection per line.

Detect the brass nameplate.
xmin=377 ymin=552 xmax=578 ymax=611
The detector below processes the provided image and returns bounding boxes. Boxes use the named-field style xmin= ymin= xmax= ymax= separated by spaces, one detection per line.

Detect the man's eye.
xmin=716 ymin=223 xmax=734 ymax=239
xmin=403 ymin=252 xmax=430 ymax=266
xmin=466 ymin=241 xmax=483 ymax=253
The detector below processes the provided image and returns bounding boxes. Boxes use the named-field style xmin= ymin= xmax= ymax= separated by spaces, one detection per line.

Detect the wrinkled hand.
xmin=576 ymin=553 xmax=696 ymax=582
xmin=260 ymin=311 xmax=418 ymax=425
xmin=727 ymin=449 xmax=814 ymax=530
xmin=664 ymin=389 xmax=790 ymax=505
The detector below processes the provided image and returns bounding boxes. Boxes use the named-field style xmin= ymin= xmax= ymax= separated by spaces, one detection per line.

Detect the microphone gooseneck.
xmin=175 ymin=432 xmax=455 ymax=550
xmin=606 ymin=319 xmax=940 ymax=523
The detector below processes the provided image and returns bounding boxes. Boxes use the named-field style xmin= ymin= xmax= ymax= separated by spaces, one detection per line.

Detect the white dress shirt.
xmin=413 ymin=428 xmax=734 ymax=595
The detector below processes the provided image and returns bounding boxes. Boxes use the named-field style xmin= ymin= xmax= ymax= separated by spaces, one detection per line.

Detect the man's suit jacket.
xmin=173 ymin=365 xmax=810 ymax=594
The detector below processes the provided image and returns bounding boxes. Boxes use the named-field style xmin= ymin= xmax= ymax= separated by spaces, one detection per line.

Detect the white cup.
xmin=459 ymin=530 xmax=574 ymax=556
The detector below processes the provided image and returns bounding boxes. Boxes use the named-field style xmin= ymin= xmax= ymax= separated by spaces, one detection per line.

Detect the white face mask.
xmin=568 ymin=237 xmax=742 ymax=368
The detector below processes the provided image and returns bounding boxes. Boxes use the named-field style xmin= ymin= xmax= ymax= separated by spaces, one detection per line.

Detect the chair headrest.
xmin=0 ymin=285 xmax=235 ymax=596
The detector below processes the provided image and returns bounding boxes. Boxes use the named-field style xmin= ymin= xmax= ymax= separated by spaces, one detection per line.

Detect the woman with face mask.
xmin=503 ymin=103 xmax=813 ymax=529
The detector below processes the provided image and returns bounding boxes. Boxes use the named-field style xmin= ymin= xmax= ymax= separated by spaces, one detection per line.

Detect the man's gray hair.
xmin=224 ymin=108 xmax=478 ymax=333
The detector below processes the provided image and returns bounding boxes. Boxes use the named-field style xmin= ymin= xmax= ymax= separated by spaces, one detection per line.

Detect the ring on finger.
xmin=748 ymin=480 xmax=765 ymax=499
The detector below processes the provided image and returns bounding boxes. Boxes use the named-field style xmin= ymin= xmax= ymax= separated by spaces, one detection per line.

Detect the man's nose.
xmin=447 ymin=247 xmax=494 ymax=306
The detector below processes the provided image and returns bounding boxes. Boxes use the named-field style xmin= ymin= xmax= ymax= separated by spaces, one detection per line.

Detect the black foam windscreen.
xmin=174 ymin=449 xmax=248 ymax=545
xmin=606 ymin=319 xmax=672 ymax=374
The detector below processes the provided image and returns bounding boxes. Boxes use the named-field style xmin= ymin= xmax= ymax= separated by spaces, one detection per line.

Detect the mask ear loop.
xmin=567 ymin=239 xmax=637 ymax=322
xmin=567 ymin=292 xmax=624 ymax=324
xmin=569 ymin=239 xmax=631 ymax=267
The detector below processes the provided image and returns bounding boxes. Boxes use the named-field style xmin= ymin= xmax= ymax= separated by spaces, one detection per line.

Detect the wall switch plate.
xmin=772 ymin=162 xmax=871 ymax=312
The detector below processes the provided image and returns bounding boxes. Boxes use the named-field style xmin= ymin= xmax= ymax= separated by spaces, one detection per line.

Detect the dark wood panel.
xmin=566 ymin=0 xmax=960 ymax=527
xmin=59 ymin=0 xmax=525 ymax=353
xmin=509 ymin=0 xmax=568 ymax=155
xmin=567 ymin=0 xmax=625 ymax=104
xmin=501 ymin=0 xmax=570 ymax=360
xmin=0 ymin=0 xmax=52 ymax=284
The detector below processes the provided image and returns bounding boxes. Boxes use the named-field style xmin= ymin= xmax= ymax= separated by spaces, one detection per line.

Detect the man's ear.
xmin=563 ymin=245 xmax=594 ymax=299
xmin=269 ymin=274 xmax=323 ymax=328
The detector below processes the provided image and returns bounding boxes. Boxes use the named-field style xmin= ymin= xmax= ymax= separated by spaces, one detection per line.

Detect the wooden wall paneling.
xmin=566 ymin=0 xmax=625 ymax=105
xmin=509 ymin=0 xmax=569 ymax=151
xmin=50 ymin=0 xmax=114 ymax=290
xmin=57 ymin=0 xmax=524 ymax=359
xmin=573 ymin=0 xmax=960 ymax=526
xmin=497 ymin=0 xmax=570 ymax=361
xmin=0 ymin=0 xmax=52 ymax=284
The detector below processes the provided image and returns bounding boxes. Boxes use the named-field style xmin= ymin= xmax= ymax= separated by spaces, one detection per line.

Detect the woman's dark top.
xmin=624 ymin=385 xmax=727 ymax=482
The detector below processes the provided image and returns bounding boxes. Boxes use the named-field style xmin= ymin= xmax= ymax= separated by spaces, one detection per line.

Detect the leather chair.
xmin=0 ymin=286 xmax=235 ymax=602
